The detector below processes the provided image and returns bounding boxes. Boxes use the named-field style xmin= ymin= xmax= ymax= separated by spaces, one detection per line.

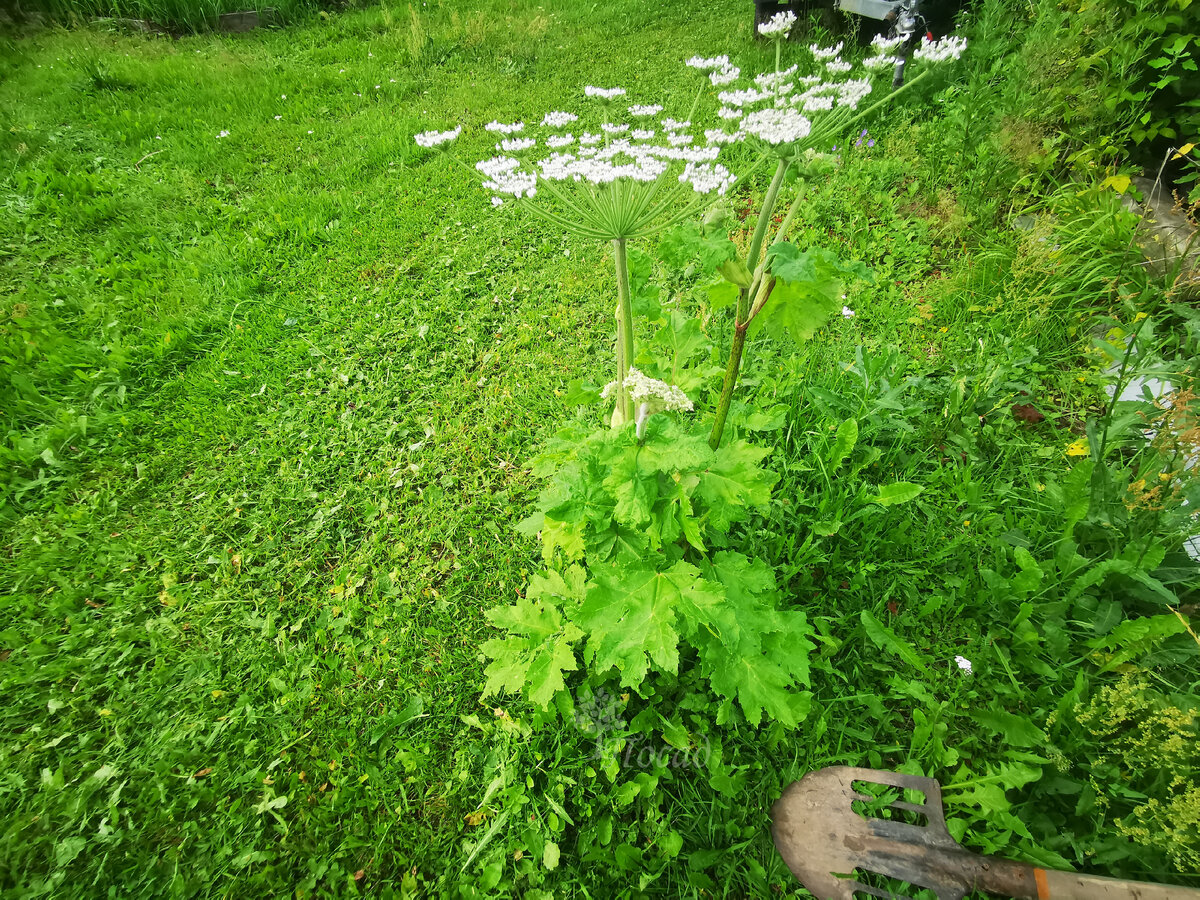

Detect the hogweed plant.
xmin=413 ymin=23 xmax=967 ymax=732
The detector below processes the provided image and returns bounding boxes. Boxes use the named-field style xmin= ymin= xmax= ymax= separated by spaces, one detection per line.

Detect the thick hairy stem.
xmin=709 ymin=162 xmax=790 ymax=448
xmin=709 ymin=314 xmax=749 ymax=450
xmin=746 ymin=158 xmax=790 ymax=275
xmin=612 ymin=237 xmax=635 ymax=424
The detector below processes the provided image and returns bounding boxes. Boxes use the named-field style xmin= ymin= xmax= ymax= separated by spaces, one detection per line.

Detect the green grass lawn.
xmin=2 ymin=1 xmax=1198 ymax=897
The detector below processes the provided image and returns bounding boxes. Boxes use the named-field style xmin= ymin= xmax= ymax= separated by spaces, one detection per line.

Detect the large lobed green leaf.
xmin=481 ymin=567 xmax=587 ymax=709
xmin=751 ymin=243 xmax=872 ymax=344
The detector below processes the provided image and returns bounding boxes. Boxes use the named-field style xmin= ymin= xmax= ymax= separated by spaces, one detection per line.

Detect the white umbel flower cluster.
xmin=757 ymin=10 xmax=796 ymax=37
xmin=679 ymin=161 xmax=736 ymax=195
xmin=585 ymin=85 xmax=626 ymax=100
xmin=414 ymin=127 xmax=461 ymax=147
xmin=602 ymin=367 xmax=694 ymax=412
xmin=685 ymin=54 xmax=730 ymax=71
xmin=810 ymin=41 xmax=843 ymax=59
xmin=871 ymin=34 xmax=906 ymax=53
xmin=710 ymin=65 xmax=741 ymax=86
xmin=862 ymin=54 xmax=896 ymax=71
xmin=476 ymin=156 xmax=538 ymax=198
xmin=914 ymin=34 xmax=968 ymax=62
xmin=485 ymin=120 xmax=524 ymax=133
xmin=542 ymin=111 xmax=578 ymax=127
xmin=741 ymin=107 xmax=812 ymax=145
xmin=499 ymin=137 xmax=536 ymax=152
xmin=628 ymin=104 xmax=663 ymax=117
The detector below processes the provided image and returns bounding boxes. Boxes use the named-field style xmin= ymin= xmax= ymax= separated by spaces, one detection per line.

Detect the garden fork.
xmin=771 ymin=766 xmax=1200 ymax=899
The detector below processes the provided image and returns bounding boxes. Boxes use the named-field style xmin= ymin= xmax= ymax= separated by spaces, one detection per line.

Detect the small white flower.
xmin=545 ymin=133 xmax=575 ymax=148
xmin=281 ymin=94 xmax=286 ymax=99
xmin=307 ymin=130 xmax=314 ymax=134
xmin=375 ymin=84 xmax=381 ymax=89
xmin=863 ymin=55 xmax=896 ymax=71
xmin=390 ymin=78 xmax=396 ymax=82
xmin=842 ymin=306 xmax=855 ymax=317
xmin=414 ymin=126 xmax=462 ymax=147
xmin=584 ymin=85 xmax=626 ymax=100
xmin=717 ymin=106 xmax=743 ymax=120
xmin=155 ymin=135 xmax=162 ymax=140
xmin=541 ymin=110 xmax=578 ymax=127
xmin=368 ymin=52 xmax=373 ymax=57
xmin=661 ymin=118 xmax=691 ymax=131
xmin=628 ymin=104 xmax=663 ymax=117
xmin=490 ymin=196 xmax=504 ymax=207
xmin=485 ymin=120 xmax=525 ymax=133
xmin=580 ymin=132 xmax=603 ymax=146
xmin=216 ymin=130 xmax=230 ymax=138
xmin=274 ymin=115 xmax=282 ymax=120
xmin=601 ymin=123 xmax=630 ymax=134
xmin=825 ymin=59 xmax=852 ymax=74
xmin=631 ymin=128 xmax=656 ymax=140
xmin=758 ymin=10 xmax=796 ymax=37
xmin=954 ymin=655 xmax=972 ymax=674
xmin=871 ymin=34 xmax=906 ymax=52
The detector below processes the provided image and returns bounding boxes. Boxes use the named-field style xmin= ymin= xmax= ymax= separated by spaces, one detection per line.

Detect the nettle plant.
xmin=415 ymin=16 xmax=966 ymax=730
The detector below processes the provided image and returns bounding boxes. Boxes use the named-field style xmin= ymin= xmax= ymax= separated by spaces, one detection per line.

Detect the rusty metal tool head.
xmin=770 ymin=766 xmax=1200 ymax=900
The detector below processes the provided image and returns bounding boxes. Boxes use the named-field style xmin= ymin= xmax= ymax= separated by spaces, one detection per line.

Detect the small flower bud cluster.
xmin=414 ymin=127 xmax=461 ymax=147
xmin=757 ymin=10 xmax=796 ymax=37
xmin=602 ymin=368 xmax=694 ymax=413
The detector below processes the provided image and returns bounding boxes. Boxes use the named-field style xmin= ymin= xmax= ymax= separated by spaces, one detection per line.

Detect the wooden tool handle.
xmin=1036 ymin=867 xmax=1200 ymax=899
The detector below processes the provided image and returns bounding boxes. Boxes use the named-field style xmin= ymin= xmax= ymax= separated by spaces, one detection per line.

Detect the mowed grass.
xmin=0 ymin=4 xmax=795 ymax=894
xmin=3 ymin=1 xmax=1196 ymax=897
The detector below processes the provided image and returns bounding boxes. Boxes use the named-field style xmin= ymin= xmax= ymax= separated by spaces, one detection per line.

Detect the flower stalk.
xmin=612 ymin=237 xmax=636 ymax=425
